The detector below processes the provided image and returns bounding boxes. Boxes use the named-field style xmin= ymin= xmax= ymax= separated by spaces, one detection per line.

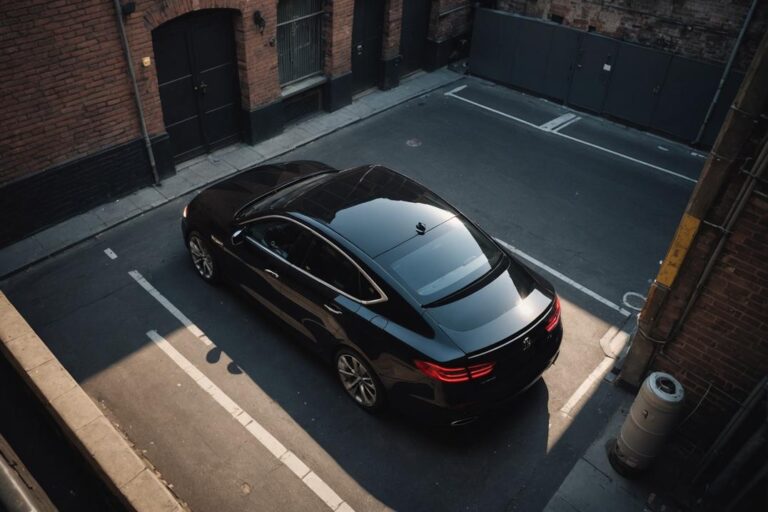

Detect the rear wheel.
xmin=335 ymin=348 xmax=386 ymax=413
xmin=188 ymin=231 xmax=218 ymax=283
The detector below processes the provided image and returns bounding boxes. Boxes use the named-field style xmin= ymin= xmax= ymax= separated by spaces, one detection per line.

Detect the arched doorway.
xmin=152 ymin=10 xmax=242 ymax=162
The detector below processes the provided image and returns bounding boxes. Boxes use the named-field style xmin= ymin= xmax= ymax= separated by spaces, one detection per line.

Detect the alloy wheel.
xmin=189 ymin=234 xmax=214 ymax=280
xmin=337 ymin=353 xmax=378 ymax=408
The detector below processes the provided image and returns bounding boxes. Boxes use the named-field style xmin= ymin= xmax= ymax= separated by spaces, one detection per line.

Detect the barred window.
xmin=277 ymin=0 xmax=325 ymax=85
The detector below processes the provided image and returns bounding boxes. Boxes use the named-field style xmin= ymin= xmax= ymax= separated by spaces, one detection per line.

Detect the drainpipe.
xmin=112 ymin=0 xmax=160 ymax=185
xmin=693 ymin=0 xmax=758 ymax=146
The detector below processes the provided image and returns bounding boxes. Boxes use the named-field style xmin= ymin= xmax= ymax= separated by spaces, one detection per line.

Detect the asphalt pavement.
xmin=0 ymin=75 xmax=703 ymax=512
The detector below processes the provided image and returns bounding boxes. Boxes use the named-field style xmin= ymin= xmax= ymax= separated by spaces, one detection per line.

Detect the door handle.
xmin=356 ymin=44 xmax=363 ymax=56
xmin=264 ymin=269 xmax=279 ymax=279
xmin=324 ymin=304 xmax=342 ymax=315
xmin=195 ymin=81 xmax=208 ymax=94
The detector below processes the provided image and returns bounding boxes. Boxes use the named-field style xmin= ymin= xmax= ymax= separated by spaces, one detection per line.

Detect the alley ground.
xmin=0 ymin=75 xmax=703 ymax=512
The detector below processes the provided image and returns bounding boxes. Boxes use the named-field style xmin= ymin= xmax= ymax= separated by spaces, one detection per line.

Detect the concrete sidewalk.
xmin=544 ymin=394 xmax=652 ymax=512
xmin=0 ymin=68 xmax=461 ymax=278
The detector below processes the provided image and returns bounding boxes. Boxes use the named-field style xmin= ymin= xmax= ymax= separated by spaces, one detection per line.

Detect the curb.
xmin=0 ymin=69 xmax=463 ymax=280
xmin=0 ymin=291 xmax=186 ymax=512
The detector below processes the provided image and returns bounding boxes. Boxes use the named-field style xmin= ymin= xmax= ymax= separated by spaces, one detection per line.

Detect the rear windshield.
xmin=376 ymin=217 xmax=504 ymax=304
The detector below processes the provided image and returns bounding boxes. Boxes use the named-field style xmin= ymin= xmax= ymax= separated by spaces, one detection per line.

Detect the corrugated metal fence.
xmin=470 ymin=9 xmax=743 ymax=147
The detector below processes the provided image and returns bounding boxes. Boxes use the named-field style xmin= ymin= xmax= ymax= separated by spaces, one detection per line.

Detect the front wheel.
xmin=187 ymin=231 xmax=219 ymax=283
xmin=335 ymin=348 xmax=386 ymax=413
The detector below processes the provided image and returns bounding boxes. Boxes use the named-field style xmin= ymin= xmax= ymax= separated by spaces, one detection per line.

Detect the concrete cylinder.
xmin=610 ymin=372 xmax=685 ymax=476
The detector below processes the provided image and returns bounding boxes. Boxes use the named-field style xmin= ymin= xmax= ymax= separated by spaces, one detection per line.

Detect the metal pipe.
xmin=694 ymin=0 xmax=758 ymax=145
xmin=0 ymin=454 xmax=41 ymax=512
xmin=112 ymin=0 xmax=160 ymax=185
xmin=667 ymin=135 xmax=768 ymax=341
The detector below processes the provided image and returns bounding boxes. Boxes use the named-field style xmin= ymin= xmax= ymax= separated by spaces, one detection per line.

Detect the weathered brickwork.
xmin=496 ymin=0 xmax=768 ymax=71
xmin=1 ymin=0 xmax=139 ymax=186
xmin=650 ymin=164 xmax=768 ymax=445
xmin=323 ymin=0 xmax=353 ymax=77
xmin=430 ymin=0 xmax=473 ymax=42
xmin=383 ymin=0 xmax=403 ymax=61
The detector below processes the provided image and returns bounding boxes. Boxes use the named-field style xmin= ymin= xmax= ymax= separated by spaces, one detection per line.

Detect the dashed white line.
xmin=495 ymin=239 xmax=632 ymax=317
xmin=146 ymin=330 xmax=353 ymax=511
xmin=560 ymin=356 xmax=615 ymax=417
xmin=128 ymin=270 xmax=212 ymax=346
xmin=104 ymin=248 xmax=118 ymax=260
xmin=539 ymin=113 xmax=578 ymax=132
xmin=552 ymin=116 xmax=581 ymax=133
xmin=446 ymin=87 xmax=696 ymax=184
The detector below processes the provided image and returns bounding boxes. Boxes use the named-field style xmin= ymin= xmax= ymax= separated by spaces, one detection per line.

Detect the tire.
xmin=187 ymin=231 xmax=219 ymax=284
xmin=335 ymin=348 xmax=386 ymax=413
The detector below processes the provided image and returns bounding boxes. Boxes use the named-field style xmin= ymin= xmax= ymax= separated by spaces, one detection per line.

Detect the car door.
xmin=227 ymin=218 xmax=313 ymax=335
xmin=276 ymin=231 xmax=384 ymax=353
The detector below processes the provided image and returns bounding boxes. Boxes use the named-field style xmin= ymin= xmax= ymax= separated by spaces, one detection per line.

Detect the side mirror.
xmin=231 ymin=229 xmax=244 ymax=246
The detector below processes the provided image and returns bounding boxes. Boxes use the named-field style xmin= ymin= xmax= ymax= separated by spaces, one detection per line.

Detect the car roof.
xmin=265 ymin=165 xmax=459 ymax=257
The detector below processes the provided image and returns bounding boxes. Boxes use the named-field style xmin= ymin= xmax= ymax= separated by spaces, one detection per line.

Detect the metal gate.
xmin=277 ymin=0 xmax=325 ymax=86
xmin=351 ymin=0 xmax=385 ymax=93
xmin=400 ymin=0 xmax=431 ymax=76
xmin=152 ymin=10 xmax=242 ymax=162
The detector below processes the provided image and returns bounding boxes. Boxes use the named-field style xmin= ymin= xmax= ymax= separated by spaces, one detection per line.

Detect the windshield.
xmin=376 ymin=217 xmax=504 ymax=304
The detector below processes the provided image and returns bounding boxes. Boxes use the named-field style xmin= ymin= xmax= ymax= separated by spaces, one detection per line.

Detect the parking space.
xmin=1 ymin=76 xmax=701 ymax=511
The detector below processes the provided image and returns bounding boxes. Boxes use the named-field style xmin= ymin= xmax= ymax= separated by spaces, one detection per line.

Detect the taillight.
xmin=414 ymin=360 xmax=496 ymax=383
xmin=545 ymin=295 xmax=561 ymax=332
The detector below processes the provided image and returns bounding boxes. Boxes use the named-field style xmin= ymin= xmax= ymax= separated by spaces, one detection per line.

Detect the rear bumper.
xmin=390 ymin=330 xmax=562 ymax=425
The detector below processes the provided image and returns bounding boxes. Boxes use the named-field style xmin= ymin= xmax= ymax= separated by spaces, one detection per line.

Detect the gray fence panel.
xmin=700 ymin=71 xmax=744 ymax=147
xmin=650 ymin=57 xmax=721 ymax=142
xmin=507 ymin=17 xmax=554 ymax=93
xmin=603 ymin=44 xmax=671 ymax=127
xmin=567 ymin=35 xmax=619 ymax=113
xmin=470 ymin=9 xmax=510 ymax=84
xmin=541 ymin=27 xmax=579 ymax=102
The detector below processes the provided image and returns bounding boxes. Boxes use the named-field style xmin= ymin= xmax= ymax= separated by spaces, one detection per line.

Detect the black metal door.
xmin=351 ymin=0 xmax=385 ymax=93
xmin=603 ymin=44 xmax=671 ymax=127
xmin=567 ymin=35 xmax=619 ymax=113
xmin=399 ymin=0 xmax=431 ymax=76
xmin=153 ymin=10 xmax=241 ymax=162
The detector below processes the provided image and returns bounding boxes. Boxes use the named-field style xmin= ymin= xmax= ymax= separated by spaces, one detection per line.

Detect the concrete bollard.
xmin=610 ymin=372 xmax=685 ymax=477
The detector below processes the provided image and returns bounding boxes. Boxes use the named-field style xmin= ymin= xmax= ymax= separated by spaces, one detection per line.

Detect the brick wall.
xmin=0 ymin=0 xmax=139 ymax=186
xmin=495 ymin=0 xmax=768 ymax=71
xmin=430 ymin=0 xmax=473 ymax=42
xmin=383 ymin=0 xmax=403 ymax=61
xmin=651 ymin=176 xmax=768 ymax=445
xmin=324 ymin=0 xmax=353 ymax=77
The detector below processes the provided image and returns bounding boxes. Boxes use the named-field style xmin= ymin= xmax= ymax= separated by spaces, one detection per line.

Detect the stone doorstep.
xmin=0 ymin=291 xmax=186 ymax=512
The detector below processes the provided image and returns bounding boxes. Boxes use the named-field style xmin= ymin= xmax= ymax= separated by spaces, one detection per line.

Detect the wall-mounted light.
xmin=253 ymin=11 xmax=266 ymax=34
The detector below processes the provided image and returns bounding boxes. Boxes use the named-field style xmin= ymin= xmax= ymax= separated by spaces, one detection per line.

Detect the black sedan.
xmin=181 ymin=161 xmax=562 ymax=425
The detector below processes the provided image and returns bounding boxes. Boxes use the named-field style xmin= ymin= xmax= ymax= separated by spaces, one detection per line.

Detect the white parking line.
xmin=446 ymin=87 xmax=696 ymax=184
xmin=104 ymin=248 xmax=118 ymax=260
xmin=128 ymin=270 xmax=213 ymax=346
xmin=560 ymin=356 xmax=615 ymax=417
xmin=539 ymin=113 xmax=578 ymax=132
xmin=146 ymin=330 xmax=352 ymax=512
xmin=495 ymin=239 xmax=632 ymax=317
xmin=445 ymin=90 xmax=541 ymax=129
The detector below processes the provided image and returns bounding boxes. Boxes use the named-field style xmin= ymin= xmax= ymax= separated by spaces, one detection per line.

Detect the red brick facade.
xmin=0 ymin=0 xmax=472 ymax=248
xmin=496 ymin=0 xmax=768 ymax=71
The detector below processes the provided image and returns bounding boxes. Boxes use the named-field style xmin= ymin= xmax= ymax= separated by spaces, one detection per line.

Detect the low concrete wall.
xmin=0 ymin=291 xmax=185 ymax=512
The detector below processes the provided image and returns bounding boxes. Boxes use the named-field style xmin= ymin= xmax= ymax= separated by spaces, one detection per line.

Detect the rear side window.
xmin=301 ymin=237 xmax=380 ymax=301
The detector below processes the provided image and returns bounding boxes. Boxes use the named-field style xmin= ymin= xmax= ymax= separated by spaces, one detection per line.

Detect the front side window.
xmin=245 ymin=219 xmax=310 ymax=264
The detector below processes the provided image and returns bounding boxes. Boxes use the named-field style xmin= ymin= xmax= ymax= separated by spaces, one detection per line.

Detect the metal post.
xmin=112 ymin=0 xmax=161 ymax=185
xmin=693 ymin=0 xmax=758 ymax=145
